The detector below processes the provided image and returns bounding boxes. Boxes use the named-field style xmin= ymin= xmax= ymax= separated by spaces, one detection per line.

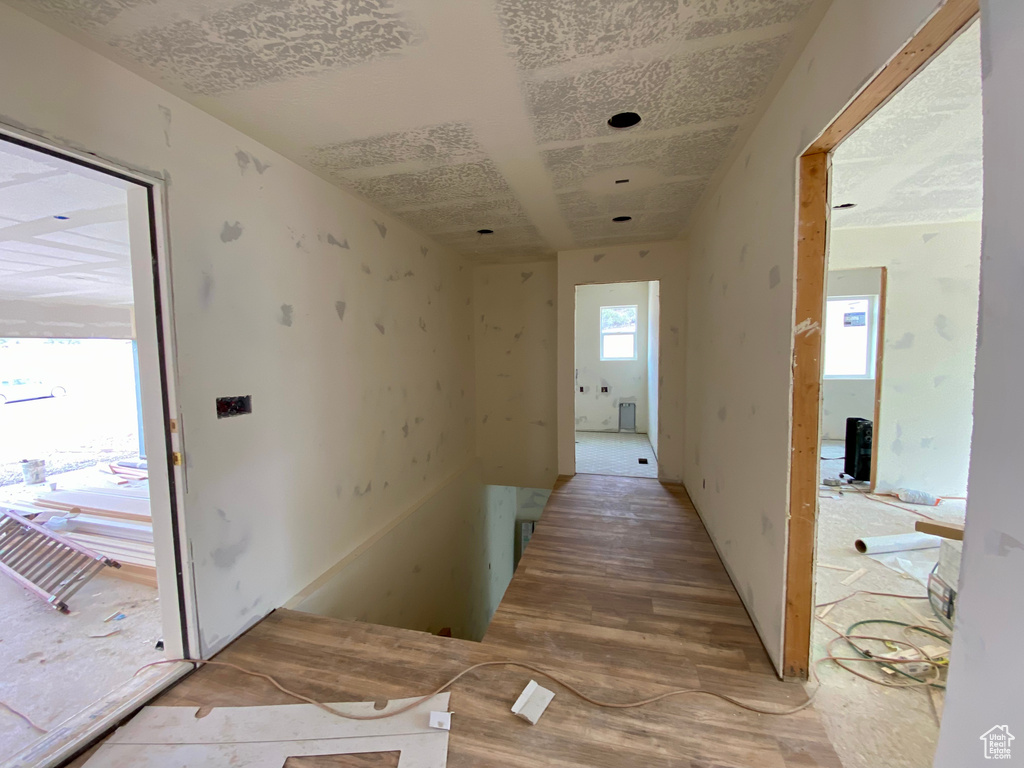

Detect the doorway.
xmin=573 ymin=281 xmax=660 ymax=478
xmin=784 ymin=3 xmax=980 ymax=768
xmin=0 ymin=130 xmax=191 ymax=764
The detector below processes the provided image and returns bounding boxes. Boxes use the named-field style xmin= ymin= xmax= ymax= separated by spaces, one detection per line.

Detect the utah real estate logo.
xmin=980 ymin=725 xmax=1015 ymax=760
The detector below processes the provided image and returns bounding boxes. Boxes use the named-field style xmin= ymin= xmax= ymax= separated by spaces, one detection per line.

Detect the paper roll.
xmin=854 ymin=532 xmax=942 ymax=555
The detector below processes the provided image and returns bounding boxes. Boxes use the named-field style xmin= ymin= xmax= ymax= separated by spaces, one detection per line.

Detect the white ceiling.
xmin=0 ymin=140 xmax=134 ymax=307
xmin=831 ymin=21 xmax=982 ymax=230
xmin=8 ymin=0 xmax=828 ymax=262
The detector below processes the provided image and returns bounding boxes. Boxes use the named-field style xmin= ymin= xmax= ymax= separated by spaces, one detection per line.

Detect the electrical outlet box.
xmin=216 ymin=395 xmax=252 ymax=419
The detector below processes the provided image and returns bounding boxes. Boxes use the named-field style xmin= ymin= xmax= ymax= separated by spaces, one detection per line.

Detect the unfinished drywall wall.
xmin=474 ymin=261 xmax=557 ymax=490
xmin=821 ymin=268 xmax=882 ymax=440
xmin=647 ymin=281 xmax=661 ymax=457
xmin=558 ymin=241 xmax=686 ymax=480
xmin=0 ymin=4 xmax=476 ymax=657
xmin=937 ymin=1 xmax=1024 ymax=758
xmin=683 ymin=0 xmax=953 ymax=669
xmin=292 ymin=467 xmax=515 ymax=640
xmin=574 ymin=282 xmax=649 ymax=434
xmin=831 ymin=223 xmax=980 ymax=496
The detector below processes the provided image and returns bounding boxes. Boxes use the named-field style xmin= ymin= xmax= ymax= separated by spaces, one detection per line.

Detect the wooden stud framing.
xmin=783 ymin=0 xmax=979 ymax=679
xmin=784 ymin=152 xmax=830 ymax=679
xmin=869 ymin=268 xmax=888 ymax=491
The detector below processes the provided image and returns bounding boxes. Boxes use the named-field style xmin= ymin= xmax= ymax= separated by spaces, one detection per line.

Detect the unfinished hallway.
xmin=71 ymin=474 xmax=839 ymax=768
xmin=0 ymin=0 xmax=1019 ymax=765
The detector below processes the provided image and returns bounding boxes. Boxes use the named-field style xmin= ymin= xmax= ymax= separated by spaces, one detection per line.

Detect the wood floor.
xmin=72 ymin=474 xmax=840 ymax=767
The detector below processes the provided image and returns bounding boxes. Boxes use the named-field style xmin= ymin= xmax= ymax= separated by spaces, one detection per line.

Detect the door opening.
xmin=573 ymin=280 xmax=660 ymax=479
xmin=0 ymin=129 xmax=194 ymax=766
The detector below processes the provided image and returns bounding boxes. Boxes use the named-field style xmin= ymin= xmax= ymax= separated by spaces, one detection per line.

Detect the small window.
xmin=823 ymin=295 xmax=877 ymax=379
xmin=600 ymin=305 xmax=638 ymax=361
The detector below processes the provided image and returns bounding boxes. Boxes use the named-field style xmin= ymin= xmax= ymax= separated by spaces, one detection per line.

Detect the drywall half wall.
xmin=291 ymin=466 xmax=515 ymax=641
xmin=647 ymin=281 xmax=661 ymax=457
xmin=936 ymin=0 xmax=1024 ymax=759
xmin=558 ymin=241 xmax=686 ymax=481
xmin=831 ymin=223 xmax=980 ymax=496
xmin=821 ymin=268 xmax=882 ymax=440
xmin=574 ymin=282 xmax=649 ymax=434
xmin=474 ymin=260 xmax=557 ymax=490
xmin=683 ymin=0 xmax=955 ymax=670
xmin=0 ymin=4 xmax=476 ymax=657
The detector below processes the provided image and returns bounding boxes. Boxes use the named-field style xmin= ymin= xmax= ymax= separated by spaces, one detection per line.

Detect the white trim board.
xmin=84 ymin=694 xmax=451 ymax=768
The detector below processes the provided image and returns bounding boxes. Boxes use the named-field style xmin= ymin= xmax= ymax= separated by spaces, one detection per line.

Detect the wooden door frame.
xmin=782 ymin=0 xmax=979 ymax=680
xmin=868 ymin=268 xmax=888 ymax=491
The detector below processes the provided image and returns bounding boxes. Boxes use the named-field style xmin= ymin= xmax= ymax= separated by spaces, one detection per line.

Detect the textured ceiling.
xmin=832 ymin=21 xmax=982 ymax=230
xmin=9 ymin=0 xmax=827 ymax=262
xmin=0 ymin=140 xmax=133 ymax=307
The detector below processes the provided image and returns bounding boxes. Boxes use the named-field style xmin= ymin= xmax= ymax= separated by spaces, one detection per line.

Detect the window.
xmin=823 ymin=295 xmax=877 ymax=379
xmin=600 ymin=305 xmax=638 ymax=360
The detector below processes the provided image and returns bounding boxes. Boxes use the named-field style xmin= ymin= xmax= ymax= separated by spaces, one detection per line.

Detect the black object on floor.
xmin=638 ymin=458 xmax=649 ymax=464
xmin=844 ymin=417 xmax=873 ymax=482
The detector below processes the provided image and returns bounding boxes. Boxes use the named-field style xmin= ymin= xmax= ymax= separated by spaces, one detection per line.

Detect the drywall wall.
xmin=821 ymin=268 xmax=882 ymax=440
xmin=683 ymin=0 xmax=953 ymax=669
xmin=831 ymin=223 xmax=980 ymax=496
xmin=937 ymin=1 xmax=1024 ymax=759
xmin=474 ymin=261 xmax=557 ymax=490
xmin=574 ymin=281 xmax=649 ymax=433
xmin=293 ymin=467 xmax=515 ymax=641
xmin=557 ymin=240 xmax=686 ymax=481
xmin=0 ymin=4 xmax=476 ymax=657
xmin=647 ymin=281 xmax=661 ymax=457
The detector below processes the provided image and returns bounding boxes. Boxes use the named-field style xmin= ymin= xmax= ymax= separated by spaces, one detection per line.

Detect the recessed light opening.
xmin=833 ymin=203 xmax=857 ymax=210
xmin=477 ymin=229 xmax=494 ymax=234
xmin=612 ymin=216 xmax=632 ymax=222
xmin=615 ymin=179 xmax=630 ymax=184
xmin=607 ymin=112 xmax=641 ymax=129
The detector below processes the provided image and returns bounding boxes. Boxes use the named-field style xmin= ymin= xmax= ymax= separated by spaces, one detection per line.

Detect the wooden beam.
xmin=870 ymin=267 xmax=888 ymax=491
xmin=808 ymin=0 xmax=980 ymax=154
xmin=784 ymin=152 xmax=830 ymax=680
xmin=916 ymin=520 xmax=965 ymax=541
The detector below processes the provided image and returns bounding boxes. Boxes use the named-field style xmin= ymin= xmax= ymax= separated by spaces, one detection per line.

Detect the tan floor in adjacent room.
xmin=0 ymin=465 xmax=164 ymax=761
xmin=0 ymin=569 xmax=164 ymax=760
xmin=574 ymin=431 xmax=658 ymax=478
xmin=812 ymin=441 xmax=966 ymax=768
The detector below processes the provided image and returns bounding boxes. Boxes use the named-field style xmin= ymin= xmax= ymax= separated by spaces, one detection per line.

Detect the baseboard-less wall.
xmin=682 ymin=0 xmax=955 ymax=671
xmin=474 ymin=261 xmax=558 ymax=490
xmin=0 ymin=4 xmax=476 ymax=657
xmin=936 ymin=0 xmax=1024 ymax=757
xmin=290 ymin=464 xmax=516 ymax=641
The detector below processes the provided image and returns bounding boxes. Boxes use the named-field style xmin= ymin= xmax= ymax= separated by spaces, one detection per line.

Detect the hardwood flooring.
xmin=69 ymin=474 xmax=840 ymax=767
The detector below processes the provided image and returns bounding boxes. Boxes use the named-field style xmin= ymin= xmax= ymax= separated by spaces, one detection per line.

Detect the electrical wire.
xmin=0 ymin=700 xmax=47 ymax=733
xmin=135 ymin=657 xmax=819 ymax=721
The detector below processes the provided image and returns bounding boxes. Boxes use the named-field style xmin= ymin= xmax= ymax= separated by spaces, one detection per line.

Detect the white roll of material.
xmin=854 ymin=532 xmax=942 ymax=555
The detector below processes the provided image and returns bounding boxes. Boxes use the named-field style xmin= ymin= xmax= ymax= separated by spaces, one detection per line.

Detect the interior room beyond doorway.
xmin=574 ymin=281 xmax=659 ymax=479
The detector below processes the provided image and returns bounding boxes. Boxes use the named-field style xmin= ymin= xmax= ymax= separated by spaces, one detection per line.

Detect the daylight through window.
xmin=600 ymin=305 xmax=638 ymax=361
xmin=823 ymin=296 xmax=876 ymax=378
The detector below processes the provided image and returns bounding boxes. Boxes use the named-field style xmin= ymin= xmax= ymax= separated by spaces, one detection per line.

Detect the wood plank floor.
xmin=71 ymin=474 xmax=840 ymax=767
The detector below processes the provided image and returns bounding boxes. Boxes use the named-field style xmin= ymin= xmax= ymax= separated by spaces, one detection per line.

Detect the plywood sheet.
xmin=86 ymin=694 xmax=450 ymax=768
